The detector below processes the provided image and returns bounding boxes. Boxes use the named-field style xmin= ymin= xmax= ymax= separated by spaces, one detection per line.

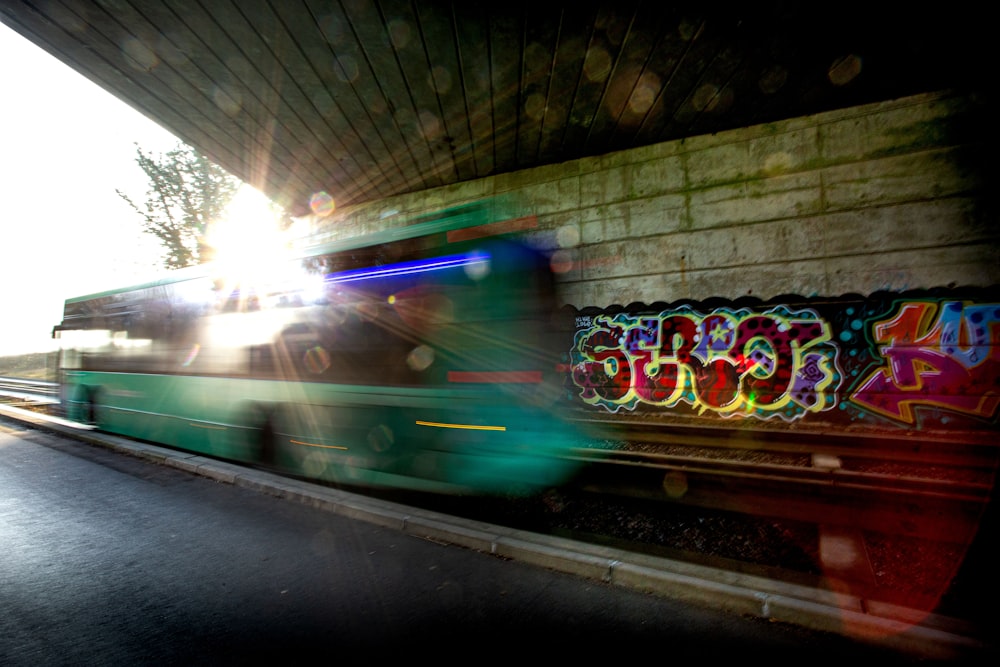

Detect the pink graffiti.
xmin=570 ymin=306 xmax=840 ymax=420
xmin=851 ymin=301 xmax=1000 ymax=423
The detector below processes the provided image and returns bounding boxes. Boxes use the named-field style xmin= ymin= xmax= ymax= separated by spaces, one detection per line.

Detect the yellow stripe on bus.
xmin=415 ymin=420 xmax=506 ymax=432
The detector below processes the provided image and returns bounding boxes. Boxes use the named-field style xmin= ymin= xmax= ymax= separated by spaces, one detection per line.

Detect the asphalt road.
xmin=1 ymin=412 xmax=994 ymax=665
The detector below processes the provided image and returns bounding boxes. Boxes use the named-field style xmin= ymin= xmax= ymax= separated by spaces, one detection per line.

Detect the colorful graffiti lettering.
xmin=570 ymin=305 xmax=842 ymax=421
xmin=850 ymin=301 xmax=1000 ymax=423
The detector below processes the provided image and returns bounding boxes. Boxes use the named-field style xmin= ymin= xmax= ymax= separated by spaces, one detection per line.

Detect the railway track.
xmin=562 ymin=416 xmax=997 ymax=544
xmin=528 ymin=412 xmax=997 ymax=622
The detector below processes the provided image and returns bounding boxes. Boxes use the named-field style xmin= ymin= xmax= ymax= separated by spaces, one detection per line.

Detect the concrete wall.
xmin=312 ymin=90 xmax=996 ymax=310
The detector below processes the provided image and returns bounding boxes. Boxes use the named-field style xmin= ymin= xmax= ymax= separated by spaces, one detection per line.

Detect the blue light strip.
xmin=325 ymin=252 xmax=489 ymax=285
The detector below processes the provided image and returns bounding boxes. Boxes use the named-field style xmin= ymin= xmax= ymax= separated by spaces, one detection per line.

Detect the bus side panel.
xmin=61 ymin=372 xmax=269 ymax=461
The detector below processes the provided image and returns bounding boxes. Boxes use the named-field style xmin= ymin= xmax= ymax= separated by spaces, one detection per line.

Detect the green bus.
xmin=52 ymin=206 xmax=590 ymax=495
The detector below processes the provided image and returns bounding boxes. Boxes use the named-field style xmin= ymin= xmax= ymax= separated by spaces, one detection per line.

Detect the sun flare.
xmin=206 ymin=185 xmax=288 ymax=278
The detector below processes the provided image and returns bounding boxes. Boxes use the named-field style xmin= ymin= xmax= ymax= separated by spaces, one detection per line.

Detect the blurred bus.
xmin=51 ymin=206 xmax=590 ymax=495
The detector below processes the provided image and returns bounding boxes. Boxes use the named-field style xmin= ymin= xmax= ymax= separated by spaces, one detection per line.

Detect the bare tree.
xmin=117 ymin=142 xmax=241 ymax=269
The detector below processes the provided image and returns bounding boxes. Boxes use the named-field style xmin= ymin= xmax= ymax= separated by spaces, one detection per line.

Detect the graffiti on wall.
xmin=850 ymin=300 xmax=1000 ymax=425
xmin=567 ymin=292 xmax=1000 ymax=431
xmin=569 ymin=305 xmax=842 ymax=421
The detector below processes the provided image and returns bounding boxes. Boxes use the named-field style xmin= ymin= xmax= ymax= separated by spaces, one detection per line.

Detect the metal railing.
xmin=0 ymin=376 xmax=59 ymax=404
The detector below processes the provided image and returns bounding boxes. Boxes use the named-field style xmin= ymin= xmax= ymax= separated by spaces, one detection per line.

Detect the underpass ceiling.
xmin=0 ymin=1 xmax=990 ymax=216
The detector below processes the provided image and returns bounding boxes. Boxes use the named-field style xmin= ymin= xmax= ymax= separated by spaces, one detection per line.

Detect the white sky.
xmin=0 ymin=23 xmax=207 ymax=355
